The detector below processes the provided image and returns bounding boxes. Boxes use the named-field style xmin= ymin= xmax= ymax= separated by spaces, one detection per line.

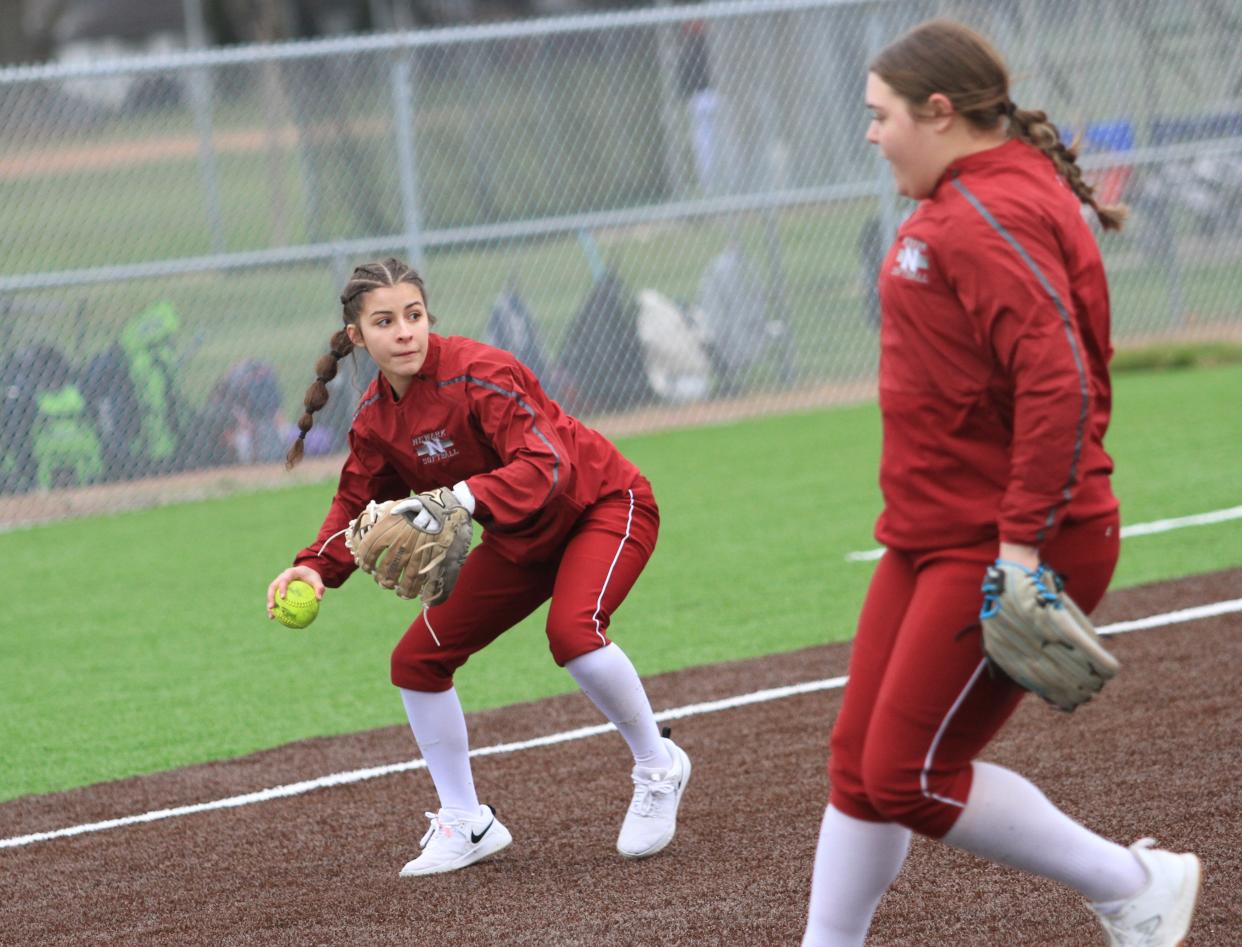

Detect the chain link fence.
xmin=2 ymin=0 xmax=1240 ymax=522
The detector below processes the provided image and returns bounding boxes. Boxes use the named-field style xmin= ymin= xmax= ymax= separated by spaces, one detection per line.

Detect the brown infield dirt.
xmin=2 ymin=567 xmax=1239 ymax=946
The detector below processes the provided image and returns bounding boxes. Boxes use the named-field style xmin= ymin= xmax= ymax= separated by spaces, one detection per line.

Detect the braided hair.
xmin=1006 ymin=102 xmax=1127 ymax=231
xmin=870 ymin=18 xmax=1127 ymax=231
xmin=285 ymin=258 xmax=430 ymax=469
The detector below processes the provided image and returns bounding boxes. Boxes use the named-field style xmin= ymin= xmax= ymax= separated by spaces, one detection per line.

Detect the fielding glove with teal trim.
xmin=980 ymin=560 xmax=1119 ymax=712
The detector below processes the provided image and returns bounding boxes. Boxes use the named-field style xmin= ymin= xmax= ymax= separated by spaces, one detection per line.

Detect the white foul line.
xmin=846 ymin=504 xmax=1242 ymax=562
xmin=3 ymin=598 xmax=1240 ymax=851
xmin=1097 ymin=598 xmax=1242 ymax=635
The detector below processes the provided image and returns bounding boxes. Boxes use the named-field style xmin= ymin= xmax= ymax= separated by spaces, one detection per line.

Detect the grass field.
xmin=2 ymin=361 xmax=1241 ymax=803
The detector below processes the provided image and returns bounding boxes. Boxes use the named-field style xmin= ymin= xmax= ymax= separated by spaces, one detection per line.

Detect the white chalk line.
xmin=845 ymin=504 xmax=1242 ymax=562
xmin=1096 ymin=598 xmax=1242 ymax=635
xmin=4 ymin=598 xmax=1240 ymax=852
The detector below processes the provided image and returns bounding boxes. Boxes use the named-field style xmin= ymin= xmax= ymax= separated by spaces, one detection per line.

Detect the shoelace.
xmin=418 ymin=811 xmax=455 ymax=850
xmin=629 ymin=771 xmax=677 ymax=817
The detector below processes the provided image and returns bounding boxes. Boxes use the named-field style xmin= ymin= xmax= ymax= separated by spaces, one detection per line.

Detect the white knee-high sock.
xmin=942 ymin=761 xmax=1146 ymax=903
xmin=564 ymin=643 xmax=672 ymax=772
xmin=803 ymin=805 xmax=912 ymax=947
xmin=399 ymin=687 xmax=479 ymax=816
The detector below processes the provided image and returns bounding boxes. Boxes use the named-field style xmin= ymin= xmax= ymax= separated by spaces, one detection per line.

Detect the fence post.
xmin=866 ymin=10 xmax=899 ymax=250
xmin=331 ymin=244 xmax=349 ymax=291
xmin=653 ymin=0 xmax=692 ymax=198
xmin=390 ymin=49 xmax=425 ymax=271
xmin=181 ymin=0 xmax=226 ymax=254
xmin=1134 ymin=20 xmax=1186 ymax=328
xmin=754 ymin=14 xmax=796 ymax=386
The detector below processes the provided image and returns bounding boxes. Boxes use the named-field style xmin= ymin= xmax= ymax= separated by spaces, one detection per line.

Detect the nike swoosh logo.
xmin=471 ymin=818 xmax=494 ymax=844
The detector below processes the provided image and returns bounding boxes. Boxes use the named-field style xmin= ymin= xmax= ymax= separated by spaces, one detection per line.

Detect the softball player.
xmin=265 ymin=259 xmax=690 ymax=877
xmin=802 ymin=20 xmax=1200 ymax=947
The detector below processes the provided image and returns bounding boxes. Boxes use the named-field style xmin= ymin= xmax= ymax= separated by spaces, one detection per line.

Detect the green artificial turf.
xmin=2 ymin=364 xmax=1240 ymax=802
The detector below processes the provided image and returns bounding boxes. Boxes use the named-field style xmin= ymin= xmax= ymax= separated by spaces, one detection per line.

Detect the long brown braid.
xmin=285 ymin=257 xmax=431 ymax=469
xmin=871 ymin=19 xmax=1127 ymax=231
xmin=1005 ymin=103 xmax=1127 ymax=230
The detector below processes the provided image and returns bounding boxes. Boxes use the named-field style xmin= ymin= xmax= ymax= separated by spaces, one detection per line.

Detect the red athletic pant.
xmin=391 ymin=485 xmax=659 ymax=692
xmin=828 ymin=511 xmax=1120 ymax=838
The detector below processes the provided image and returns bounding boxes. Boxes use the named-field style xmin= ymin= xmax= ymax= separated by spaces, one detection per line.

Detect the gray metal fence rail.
xmin=2 ymin=0 xmax=1240 ymax=518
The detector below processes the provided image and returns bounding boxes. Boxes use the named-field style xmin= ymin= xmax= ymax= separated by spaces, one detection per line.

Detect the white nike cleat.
xmin=1091 ymin=838 xmax=1202 ymax=946
xmin=616 ymin=735 xmax=692 ymax=859
xmin=399 ymin=804 xmax=512 ymax=877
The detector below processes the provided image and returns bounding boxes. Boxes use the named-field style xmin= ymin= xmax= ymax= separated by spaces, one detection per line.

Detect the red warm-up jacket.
xmin=295 ymin=333 xmax=642 ymax=584
xmin=875 ymin=137 xmax=1118 ymax=552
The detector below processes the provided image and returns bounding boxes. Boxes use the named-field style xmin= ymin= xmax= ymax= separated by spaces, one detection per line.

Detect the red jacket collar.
xmin=933 ymin=137 xmax=1028 ymax=196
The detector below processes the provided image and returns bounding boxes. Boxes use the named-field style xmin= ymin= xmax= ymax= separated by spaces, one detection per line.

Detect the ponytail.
xmin=1006 ymin=102 xmax=1128 ymax=231
xmin=285 ymin=328 xmax=354 ymax=470
xmin=871 ymin=19 xmax=1127 ymax=232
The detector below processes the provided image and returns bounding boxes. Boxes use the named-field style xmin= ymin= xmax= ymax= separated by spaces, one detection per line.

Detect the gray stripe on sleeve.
xmin=438 ymin=374 xmax=561 ymax=503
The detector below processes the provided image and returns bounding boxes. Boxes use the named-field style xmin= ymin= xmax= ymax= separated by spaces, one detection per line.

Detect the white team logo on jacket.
xmin=413 ymin=429 xmax=458 ymax=462
xmin=892 ymin=237 xmax=930 ymax=283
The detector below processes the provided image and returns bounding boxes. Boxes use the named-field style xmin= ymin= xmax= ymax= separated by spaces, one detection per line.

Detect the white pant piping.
xmin=590 ymin=489 xmax=635 ymax=645
xmin=919 ymin=658 xmax=988 ymax=809
xmin=423 ymin=606 xmax=442 ymax=647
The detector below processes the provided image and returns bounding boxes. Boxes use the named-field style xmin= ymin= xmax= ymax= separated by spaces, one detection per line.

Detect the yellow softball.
xmin=273 ymin=580 xmax=320 ymax=629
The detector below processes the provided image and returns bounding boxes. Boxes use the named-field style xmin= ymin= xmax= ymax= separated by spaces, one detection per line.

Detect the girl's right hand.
xmin=266 ymin=566 xmax=326 ymax=620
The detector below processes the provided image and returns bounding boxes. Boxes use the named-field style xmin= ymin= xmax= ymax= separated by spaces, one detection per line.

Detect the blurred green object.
xmin=119 ymin=301 xmax=182 ymax=463
xmin=33 ymin=385 xmax=103 ymax=490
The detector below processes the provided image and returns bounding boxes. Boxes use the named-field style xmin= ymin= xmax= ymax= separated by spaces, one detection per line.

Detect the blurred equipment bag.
xmin=697 ymin=242 xmax=795 ymax=392
xmin=557 ymin=271 xmax=653 ymax=415
xmin=2 ymin=344 xmax=69 ymax=493
xmin=486 ymin=286 xmax=555 ymax=395
xmin=697 ymin=242 xmax=768 ymax=376
xmin=118 ymin=301 xmax=183 ymax=464
xmin=33 ymin=385 xmax=104 ymax=490
xmin=0 ymin=343 xmax=103 ymax=492
xmin=204 ymin=359 xmax=289 ymax=465
xmin=83 ymin=301 xmax=192 ymax=477
xmin=635 ymin=289 xmax=711 ymax=403
xmin=980 ymin=561 xmax=1120 ymax=712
